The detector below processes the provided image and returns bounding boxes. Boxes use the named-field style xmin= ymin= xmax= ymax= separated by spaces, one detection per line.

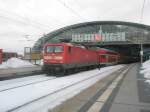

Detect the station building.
xmin=32 ymin=21 xmax=150 ymax=61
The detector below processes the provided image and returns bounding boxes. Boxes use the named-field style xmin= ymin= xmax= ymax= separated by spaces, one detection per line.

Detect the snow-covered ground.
xmin=0 ymin=65 xmax=124 ymax=112
xmin=0 ymin=58 xmax=35 ymax=69
xmin=140 ymin=59 xmax=150 ymax=84
xmin=31 ymin=59 xmax=43 ymax=66
xmin=0 ymin=75 xmax=55 ymax=92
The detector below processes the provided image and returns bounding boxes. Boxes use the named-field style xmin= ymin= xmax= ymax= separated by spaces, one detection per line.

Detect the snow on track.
xmin=0 ymin=65 xmax=124 ymax=112
xmin=0 ymin=75 xmax=46 ymax=86
xmin=0 ymin=75 xmax=56 ymax=92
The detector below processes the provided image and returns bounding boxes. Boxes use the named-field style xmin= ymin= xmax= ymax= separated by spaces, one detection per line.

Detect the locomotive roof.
xmin=44 ymin=43 xmax=86 ymax=47
xmin=45 ymin=43 xmax=73 ymax=46
xmin=99 ymin=48 xmax=118 ymax=54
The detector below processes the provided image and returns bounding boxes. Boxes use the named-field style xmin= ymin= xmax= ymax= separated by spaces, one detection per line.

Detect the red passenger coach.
xmin=98 ymin=48 xmax=120 ymax=65
xmin=43 ymin=43 xmax=99 ymax=74
xmin=0 ymin=49 xmax=2 ymax=64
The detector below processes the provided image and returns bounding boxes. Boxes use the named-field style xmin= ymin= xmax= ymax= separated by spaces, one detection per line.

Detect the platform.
xmin=88 ymin=63 xmax=150 ymax=112
xmin=50 ymin=63 xmax=150 ymax=112
xmin=105 ymin=63 xmax=150 ymax=112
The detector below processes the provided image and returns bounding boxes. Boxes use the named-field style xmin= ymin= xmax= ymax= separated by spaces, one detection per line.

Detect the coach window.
xmin=68 ymin=47 xmax=72 ymax=54
xmin=101 ymin=55 xmax=107 ymax=58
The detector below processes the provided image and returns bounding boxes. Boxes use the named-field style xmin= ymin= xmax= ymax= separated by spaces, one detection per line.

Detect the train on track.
xmin=42 ymin=43 xmax=128 ymax=75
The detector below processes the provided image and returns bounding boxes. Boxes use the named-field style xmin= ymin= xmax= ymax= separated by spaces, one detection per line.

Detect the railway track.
xmin=0 ymin=70 xmax=43 ymax=81
xmin=0 ymin=75 xmax=56 ymax=92
xmin=0 ymin=65 xmax=125 ymax=112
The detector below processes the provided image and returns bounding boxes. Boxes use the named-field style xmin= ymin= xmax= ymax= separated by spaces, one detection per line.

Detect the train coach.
xmin=98 ymin=48 xmax=120 ymax=66
xmin=42 ymin=43 xmax=99 ymax=74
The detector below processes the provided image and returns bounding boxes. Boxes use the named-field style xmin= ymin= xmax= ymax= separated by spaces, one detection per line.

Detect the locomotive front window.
xmin=46 ymin=46 xmax=54 ymax=53
xmin=54 ymin=46 xmax=63 ymax=52
xmin=46 ymin=46 xmax=63 ymax=53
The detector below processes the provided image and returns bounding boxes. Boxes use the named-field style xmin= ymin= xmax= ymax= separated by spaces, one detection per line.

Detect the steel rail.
xmin=0 ymin=77 xmax=57 ymax=92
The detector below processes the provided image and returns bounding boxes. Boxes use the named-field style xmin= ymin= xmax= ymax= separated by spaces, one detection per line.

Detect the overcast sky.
xmin=0 ymin=0 xmax=150 ymax=54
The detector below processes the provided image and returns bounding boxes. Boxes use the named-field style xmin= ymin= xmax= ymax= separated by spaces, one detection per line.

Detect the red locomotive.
xmin=42 ymin=43 xmax=123 ymax=75
xmin=43 ymin=43 xmax=99 ymax=74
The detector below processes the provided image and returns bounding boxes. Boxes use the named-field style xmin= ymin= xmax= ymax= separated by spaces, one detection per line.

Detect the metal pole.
xmin=140 ymin=43 xmax=143 ymax=64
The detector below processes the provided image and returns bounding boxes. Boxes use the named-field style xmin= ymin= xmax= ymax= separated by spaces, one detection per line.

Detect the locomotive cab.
xmin=43 ymin=44 xmax=66 ymax=74
xmin=44 ymin=45 xmax=64 ymax=63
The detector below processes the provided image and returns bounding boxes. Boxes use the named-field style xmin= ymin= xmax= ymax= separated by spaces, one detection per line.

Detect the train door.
xmin=100 ymin=54 xmax=108 ymax=65
xmin=66 ymin=46 xmax=76 ymax=68
xmin=66 ymin=46 xmax=72 ymax=64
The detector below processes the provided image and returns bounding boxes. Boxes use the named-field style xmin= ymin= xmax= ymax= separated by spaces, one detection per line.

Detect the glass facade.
xmin=32 ymin=22 xmax=150 ymax=52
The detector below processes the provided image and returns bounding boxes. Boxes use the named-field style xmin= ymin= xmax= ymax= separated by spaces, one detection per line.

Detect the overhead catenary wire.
xmin=0 ymin=8 xmax=51 ymax=30
xmin=56 ymin=0 xmax=86 ymax=21
xmin=140 ymin=0 xmax=146 ymax=23
xmin=18 ymin=34 xmax=45 ymax=42
xmin=0 ymin=14 xmax=49 ymax=31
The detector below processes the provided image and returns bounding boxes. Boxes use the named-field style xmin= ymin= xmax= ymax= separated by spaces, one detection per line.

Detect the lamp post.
xmin=140 ymin=30 xmax=149 ymax=65
xmin=140 ymin=43 xmax=143 ymax=64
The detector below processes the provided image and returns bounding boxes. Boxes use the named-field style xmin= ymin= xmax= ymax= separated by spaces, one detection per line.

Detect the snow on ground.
xmin=140 ymin=59 xmax=150 ymax=84
xmin=0 ymin=58 xmax=35 ymax=69
xmin=0 ymin=75 xmax=55 ymax=92
xmin=31 ymin=59 xmax=43 ymax=65
xmin=0 ymin=65 xmax=124 ymax=112
xmin=145 ymin=80 xmax=150 ymax=85
xmin=141 ymin=59 xmax=150 ymax=69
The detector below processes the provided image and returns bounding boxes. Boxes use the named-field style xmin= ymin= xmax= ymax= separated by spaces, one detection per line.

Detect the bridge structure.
xmin=32 ymin=21 xmax=150 ymax=59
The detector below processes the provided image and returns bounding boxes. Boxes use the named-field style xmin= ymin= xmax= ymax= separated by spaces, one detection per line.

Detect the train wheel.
xmin=67 ymin=69 xmax=72 ymax=74
xmin=42 ymin=65 xmax=49 ymax=74
xmin=62 ymin=69 xmax=66 ymax=76
xmin=46 ymin=69 xmax=53 ymax=76
xmin=76 ymin=68 xmax=80 ymax=73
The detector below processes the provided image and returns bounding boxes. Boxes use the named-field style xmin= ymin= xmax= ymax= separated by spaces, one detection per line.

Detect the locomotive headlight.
xmin=44 ymin=56 xmax=52 ymax=59
xmin=54 ymin=56 xmax=63 ymax=60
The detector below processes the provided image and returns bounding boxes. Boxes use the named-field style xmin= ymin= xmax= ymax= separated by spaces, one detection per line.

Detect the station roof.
xmin=32 ymin=21 xmax=150 ymax=52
